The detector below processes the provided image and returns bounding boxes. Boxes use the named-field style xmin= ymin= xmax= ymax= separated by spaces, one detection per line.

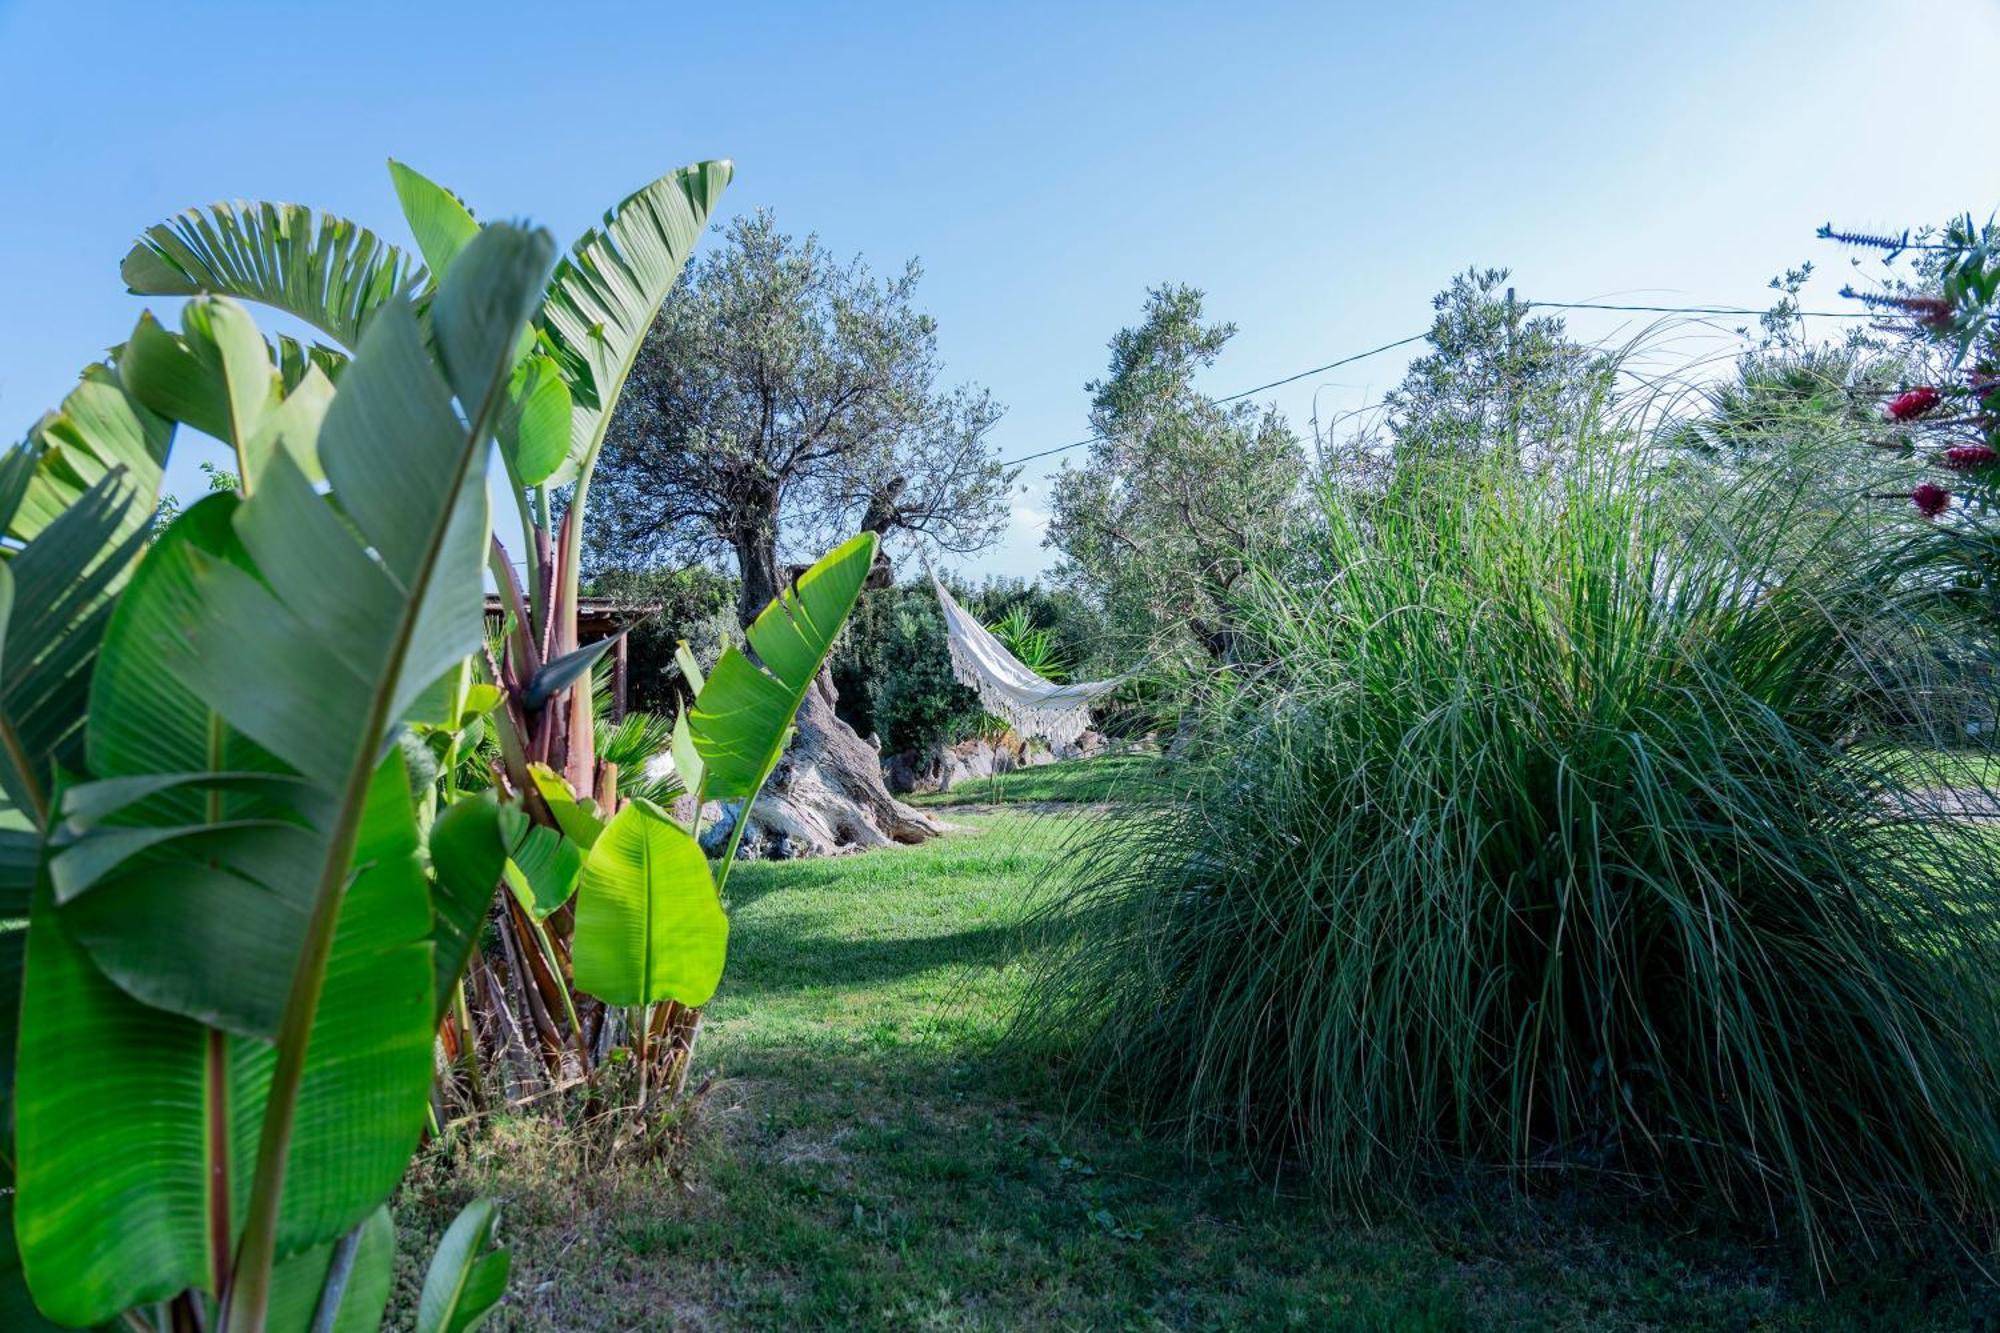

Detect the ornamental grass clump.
xmin=1019 ymin=451 xmax=2000 ymax=1256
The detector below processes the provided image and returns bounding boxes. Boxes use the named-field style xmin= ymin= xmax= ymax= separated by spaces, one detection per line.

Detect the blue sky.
xmin=5 ymin=0 xmax=1999 ymax=579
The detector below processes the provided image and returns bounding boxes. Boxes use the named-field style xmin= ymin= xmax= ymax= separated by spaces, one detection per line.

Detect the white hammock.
xmin=928 ymin=566 xmax=1132 ymax=745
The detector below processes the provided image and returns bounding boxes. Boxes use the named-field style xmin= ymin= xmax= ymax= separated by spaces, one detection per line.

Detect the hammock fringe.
xmin=945 ymin=634 xmax=1098 ymax=746
xmin=927 ymin=566 xmax=1132 ymax=745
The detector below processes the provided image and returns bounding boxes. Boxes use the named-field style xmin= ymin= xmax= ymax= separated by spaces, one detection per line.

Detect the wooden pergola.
xmin=482 ymin=595 xmax=659 ymax=720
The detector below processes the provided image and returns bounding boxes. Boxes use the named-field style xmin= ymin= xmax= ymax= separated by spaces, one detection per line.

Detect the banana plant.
xmin=0 ymin=332 xmax=173 ymax=1330
xmin=555 ymin=532 xmax=879 ymax=1100
xmin=125 ymin=157 xmax=731 ymax=798
xmin=116 ymin=161 xmax=880 ymax=1132
xmin=399 ymin=155 xmax=731 ymax=817
xmin=122 ymin=197 xmax=422 ymax=373
xmin=123 ymin=161 xmax=734 ymax=1101
xmin=7 ymin=223 xmax=550 ymax=1331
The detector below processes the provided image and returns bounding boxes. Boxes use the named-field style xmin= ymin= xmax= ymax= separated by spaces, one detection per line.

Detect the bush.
xmin=589 ymin=565 xmax=737 ymax=715
xmin=832 ymin=582 xmax=985 ymax=754
xmin=1018 ymin=452 xmax=2000 ymax=1254
xmin=832 ymin=576 xmax=1109 ymax=756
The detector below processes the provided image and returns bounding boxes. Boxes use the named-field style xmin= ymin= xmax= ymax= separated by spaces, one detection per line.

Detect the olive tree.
xmin=591 ymin=210 xmax=1013 ymax=852
xmin=1046 ymin=284 xmax=1305 ymax=660
xmin=592 ymin=210 xmax=1010 ymax=619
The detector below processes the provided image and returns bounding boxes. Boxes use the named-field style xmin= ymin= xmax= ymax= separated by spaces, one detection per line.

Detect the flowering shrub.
xmin=1885 ymin=384 xmax=1941 ymax=422
xmin=1825 ymin=217 xmax=2000 ymax=519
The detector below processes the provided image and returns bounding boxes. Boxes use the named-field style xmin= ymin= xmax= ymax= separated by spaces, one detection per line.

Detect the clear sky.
xmin=6 ymin=0 xmax=1999 ymax=580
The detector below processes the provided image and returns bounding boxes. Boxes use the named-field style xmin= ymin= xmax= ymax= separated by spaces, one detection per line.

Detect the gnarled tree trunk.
xmin=721 ymin=499 xmax=942 ymax=858
xmin=723 ymin=670 xmax=941 ymax=858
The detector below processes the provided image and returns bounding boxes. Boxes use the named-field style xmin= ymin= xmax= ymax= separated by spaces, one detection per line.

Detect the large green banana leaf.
xmin=52 ymin=308 xmax=337 ymax=1036
xmin=49 ymin=235 xmax=525 ymax=1037
xmin=536 ymin=159 xmax=732 ymax=489
xmin=52 ymin=493 xmax=309 ymax=1037
xmin=689 ymin=532 xmax=878 ymax=800
xmin=0 ymin=441 xmax=155 ymax=1155
xmin=0 ymin=362 xmax=167 ymax=852
xmin=0 ymin=1196 xmax=64 ymax=1332
xmin=388 ymin=161 xmax=560 ymax=492
xmin=428 ymin=793 xmax=510 ymax=1021
xmin=122 ymin=297 xmax=332 ymax=486
xmin=526 ymin=763 xmax=604 ymax=850
xmin=388 ymin=160 xmax=479 ymax=281
xmin=571 ymin=799 xmax=727 ymax=1007
xmin=496 ymin=804 xmax=583 ymax=922
xmin=123 ymin=199 xmax=424 ymax=352
xmin=15 ymin=753 xmax=429 ymax=1324
xmin=497 ymin=351 xmax=573 ymax=488
xmin=390 ymin=157 xmax=728 ymax=492
xmin=15 ymin=223 xmax=556 ymax=1327
xmin=0 ymin=467 xmax=148 ymax=838
xmin=0 ymin=365 xmax=168 ymax=1319
xmin=413 ymin=1198 xmax=509 ymax=1333
xmin=8 ymin=355 xmax=171 ymax=549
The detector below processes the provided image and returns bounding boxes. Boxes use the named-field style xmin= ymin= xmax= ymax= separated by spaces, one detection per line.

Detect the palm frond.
xmin=537 ymin=161 xmax=732 ymax=487
xmin=123 ymin=200 xmax=425 ymax=351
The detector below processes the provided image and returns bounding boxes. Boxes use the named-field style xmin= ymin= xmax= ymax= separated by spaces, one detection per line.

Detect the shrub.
xmin=1820 ymin=216 xmax=2000 ymax=624
xmin=832 ymin=576 xmax=1107 ymax=756
xmin=836 ymin=582 xmax=985 ymax=754
xmin=1018 ymin=452 xmax=2000 ymax=1255
xmin=590 ymin=564 xmax=738 ymax=714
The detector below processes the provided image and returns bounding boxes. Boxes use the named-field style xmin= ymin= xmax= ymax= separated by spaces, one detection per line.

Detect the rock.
xmin=881 ymin=730 xmax=1101 ymax=797
xmin=726 ymin=681 xmax=941 ymax=859
xmin=883 ymin=749 xmax=942 ymax=795
xmin=1051 ymin=729 xmax=1107 ymax=761
xmin=936 ymin=736 xmax=1036 ymax=791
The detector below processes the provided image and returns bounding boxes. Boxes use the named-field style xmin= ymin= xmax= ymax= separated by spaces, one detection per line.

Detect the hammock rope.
xmin=921 ymin=551 xmax=1134 ymax=745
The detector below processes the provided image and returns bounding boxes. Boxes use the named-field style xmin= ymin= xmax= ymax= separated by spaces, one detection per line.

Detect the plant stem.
xmin=633 ymin=1003 xmax=652 ymax=1109
xmin=0 ymin=717 xmax=48 ymax=826
xmin=452 ymin=977 xmax=486 ymax=1111
xmin=514 ymin=485 xmax=543 ymax=634
xmin=555 ymin=468 xmax=590 ymax=657
xmin=712 ymin=757 xmax=781 ymax=900
xmin=306 ymin=1221 xmax=363 ymax=1333
xmin=522 ymin=909 xmax=588 ymax=1064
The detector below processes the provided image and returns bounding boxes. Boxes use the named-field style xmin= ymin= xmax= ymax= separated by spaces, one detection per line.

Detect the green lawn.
xmin=907 ymin=752 xmax=1165 ymax=806
xmin=400 ymin=791 xmax=1982 ymax=1330
xmin=1873 ymin=744 xmax=2000 ymax=791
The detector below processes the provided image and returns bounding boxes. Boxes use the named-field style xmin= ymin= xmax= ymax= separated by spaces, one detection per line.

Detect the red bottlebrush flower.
xmin=1887 ymin=386 xmax=1943 ymax=421
xmin=1892 ymin=295 xmax=1956 ymax=329
xmin=1911 ymin=482 xmax=1953 ymax=517
xmin=1943 ymin=443 xmax=1999 ymax=470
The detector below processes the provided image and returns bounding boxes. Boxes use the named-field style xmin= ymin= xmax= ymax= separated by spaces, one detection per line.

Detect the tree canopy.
xmin=1384 ymin=267 xmax=1613 ymax=468
xmin=590 ymin=210 xmax=1012 ymax=625
xmin=1046 ymin=284 xmax=1305 ymax=658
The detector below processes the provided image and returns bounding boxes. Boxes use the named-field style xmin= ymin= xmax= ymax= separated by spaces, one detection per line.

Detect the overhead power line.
xmin=995 ymin=297 xmax=1877 ymax=468
xmin=1526 ymin=299 xmax=1872 ymax=319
